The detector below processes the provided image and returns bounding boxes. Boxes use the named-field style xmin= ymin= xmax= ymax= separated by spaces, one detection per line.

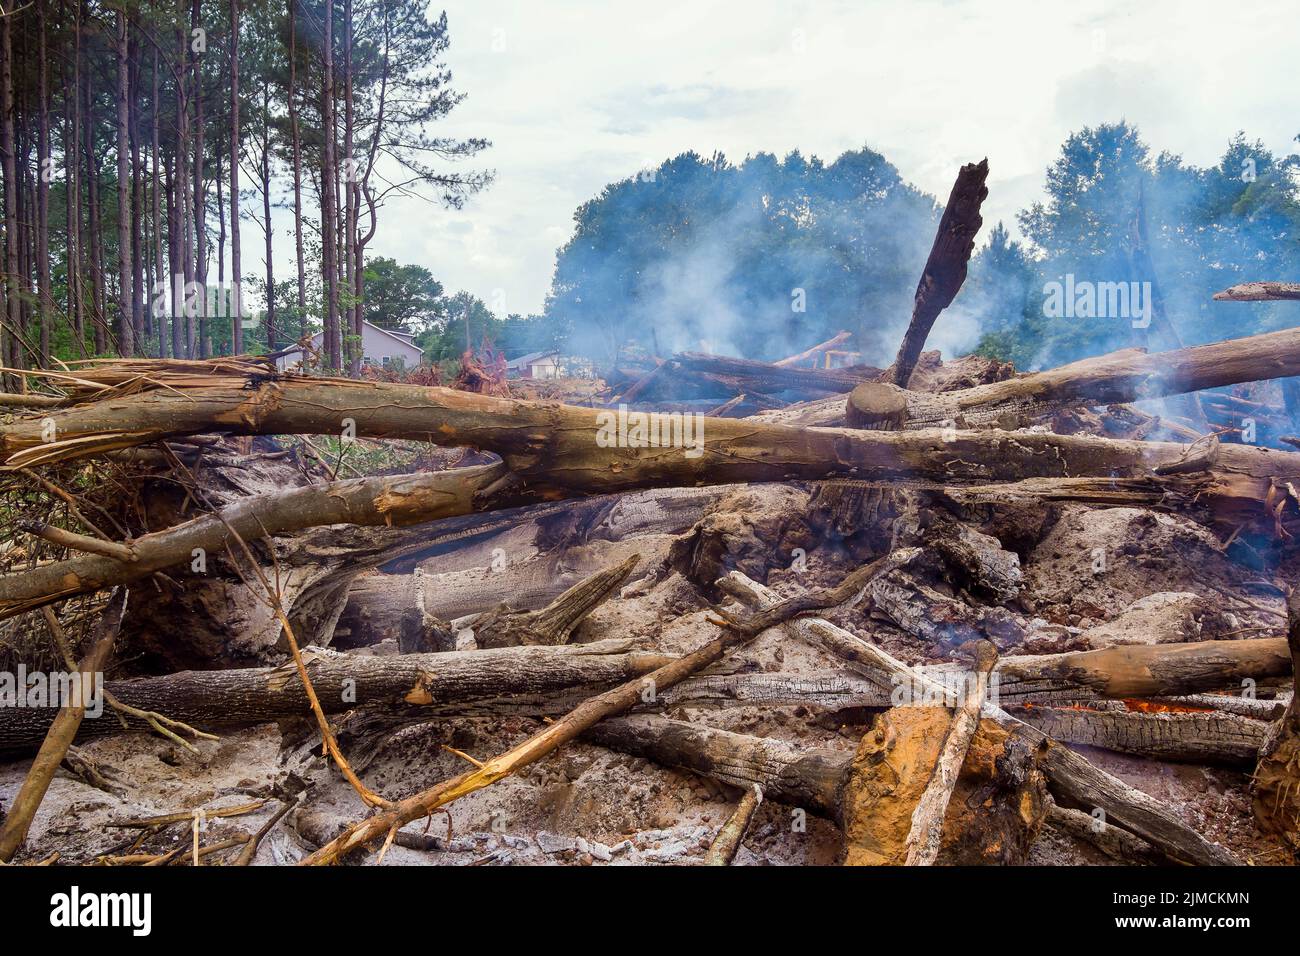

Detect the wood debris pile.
xmin=2 ymin=164 xmax=1299 ymax=867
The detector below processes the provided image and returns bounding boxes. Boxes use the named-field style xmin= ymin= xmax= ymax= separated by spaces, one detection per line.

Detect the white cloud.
xmin=258 ymin=0 xmax=1300 ymax=318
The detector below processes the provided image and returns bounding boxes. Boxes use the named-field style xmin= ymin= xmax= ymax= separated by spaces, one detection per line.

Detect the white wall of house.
xmin=276 ymin=321 xmax=424 ymax=370
xmin=527 ymin=355 xmax=560 ymax=379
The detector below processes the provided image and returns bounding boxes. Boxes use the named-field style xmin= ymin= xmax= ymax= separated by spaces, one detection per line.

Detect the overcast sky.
xmin=355 ymin=0 xmax=1300 ymax=318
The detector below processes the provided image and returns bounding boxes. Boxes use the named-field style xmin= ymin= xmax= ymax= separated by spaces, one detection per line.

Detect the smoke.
xmin=549 ymin=148 xmax=943 ymax=367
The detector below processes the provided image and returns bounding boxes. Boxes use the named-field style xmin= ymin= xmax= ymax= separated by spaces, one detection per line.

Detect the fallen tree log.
xmin=466 ymin=554 xmax=639 ymax=649
xmin=1013 ymin=705 xmax=1269 ymax=766
xmin=339 ymin=537 xmax=670 ymax=646
xmin=775 ymin=331 xmax=854 ymax=368
xmin=763 ymin=324 xmax=1300 ymax=432
xmin=0 ymin=639 xmax=669 ymax=754
xmin=586 ymin=715 xmax=848 ymax=817
xmin=669 ymin=352 xmax=879 ymax=396
xmin=1213 ymin=282 xmax=1300 ymax=302
xmin=859 ymin=324 xmax=1300 ymax=431
xmin=7 ymin=362 xmax=1300 ymax=516
xmin=0 ymin=593 xmax=125 ymax=861
xmin=992 ymin=637 xmax=1292 ymax=701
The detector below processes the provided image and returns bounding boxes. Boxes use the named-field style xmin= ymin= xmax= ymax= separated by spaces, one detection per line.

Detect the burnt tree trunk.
xmin=891 ymin=159 xmax=989 ymax=387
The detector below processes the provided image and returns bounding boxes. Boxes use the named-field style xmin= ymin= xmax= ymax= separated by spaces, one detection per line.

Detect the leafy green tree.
xmin=544 ymin=147 xmax=939 ymax=365
xmin=361 ymin=257 xmax=444 ymax=333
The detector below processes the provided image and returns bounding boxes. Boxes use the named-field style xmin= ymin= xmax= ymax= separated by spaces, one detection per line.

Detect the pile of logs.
xmin=3 ymin=162 xmax=1300 ymax=867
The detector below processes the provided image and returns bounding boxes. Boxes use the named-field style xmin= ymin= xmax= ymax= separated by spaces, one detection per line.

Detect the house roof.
xmin=506 ymin=349 xmax=559 ymax=369
xmin=282 ymin=320 xmax=422 ymax=361
xmin=366 ymin=321 xmax=424 ymax=353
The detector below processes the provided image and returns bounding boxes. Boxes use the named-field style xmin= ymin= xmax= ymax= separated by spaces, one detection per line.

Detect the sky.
xmin=326 ymin=0 xmax=1300 ymax=318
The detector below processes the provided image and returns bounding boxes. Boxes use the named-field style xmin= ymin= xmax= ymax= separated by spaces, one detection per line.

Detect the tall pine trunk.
xmin=228 ymin=0 xmax=242 ymax=354
xmin=66 ymin=0 xmax=84 ymax=355
xmin=84 ymin=60 xmax=106 ymax=354
xmin=289 ymin=0 xmax=306 ymax=341
xmin=151 ymin=48 xmax=167 ymax=358
xmin=114 ymin=10 xmax=134 ymax=356
xmin=130 ymin=43 xmax=146 ymax=352
xmin=35 ymin=5 xmax=50 ymax=367
xmin=343 ymin=0 xmax=357 ymax=375
xmin=320 ymin=0 xmax=340 ymax=370
xmin=0 ymin=0 xmax=19 ymax=376
xmin=260 ymin=85 xmax=275 ymax=351
xmin=190 ymin=0 xmax=208 ymax=356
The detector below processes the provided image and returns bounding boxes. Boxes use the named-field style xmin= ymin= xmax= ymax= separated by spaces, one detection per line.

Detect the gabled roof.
xmin=506 ymin=349 xmax=560 ymax=369
xmin=365 ymin=321 xmax=424 ymax=352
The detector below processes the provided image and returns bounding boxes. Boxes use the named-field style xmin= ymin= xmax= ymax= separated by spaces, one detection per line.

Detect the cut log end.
xmin=845 ymin=382 xmax=911 ymax=431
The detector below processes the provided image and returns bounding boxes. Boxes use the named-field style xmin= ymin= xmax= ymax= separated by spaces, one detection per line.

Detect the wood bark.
xmin=288 ymin=0 xmax=306 ymax=340
xmin=0 ymin=639 xmax=667 ymax=755
xmin=0 ymin=0 xmax=20 ymax=373
xmin=891 ymin=159 xmax=989 ymax=387
xmin=0 ymin=593 xmax=124 ymax=859
xmin=856 ymin=325 xmax=1300 ymax=432
xmin=1213 ymin=282 xmax=1300 ymax=302
xmin=320 ymin=0 xmax=341 ymax=370
xmin=904 ymin=641 xmax=998 ymax=865
xmin=113 ymin=10 xmax=134 ymax=356
xmin=775 ymin=331 xmax=854 ymax=367
xmin=1014 ymin=704 xmax=1269 ymax=767
xmin=229 ymin=0 xmax=243 ymax=354
xmin=703 ymin=784 xmax=762 ymax=865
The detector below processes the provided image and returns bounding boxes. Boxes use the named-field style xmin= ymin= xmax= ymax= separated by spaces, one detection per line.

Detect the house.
xmin=505 ymin=349 xmax=561 ymax=379
xmin=275 ymin=320 xmax=425 ymax=371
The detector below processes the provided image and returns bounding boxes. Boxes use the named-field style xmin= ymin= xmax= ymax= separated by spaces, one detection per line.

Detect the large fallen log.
xmin=8 ymin=365 xmax=1300 ymax=517
xmin=860 ymin=324 xmax=1300 ymax=431
xmin=992 ymin=637 xmax=1292 ymax=701
xmin=0 ymin=639 xmax=669 ymax=754
xmin=338 ymin=537 xmax=670 ymax=646
xmin=669 ymin=352 xmax=879 ymax=396
xmin=775 ymin=331 xmax=854 ymax=368
xmin=586 ymin=715 xmax=848 ymax=817
xmin=1214 ymin=282 xmax=1300 ymax=302
xmin=764 ymin=324 xmax=1300 ymax=432
xmin=891 ymin=159 xmax=989 ymax=387
xmin=1014 ymin=705 xmax=1269 ymax=767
